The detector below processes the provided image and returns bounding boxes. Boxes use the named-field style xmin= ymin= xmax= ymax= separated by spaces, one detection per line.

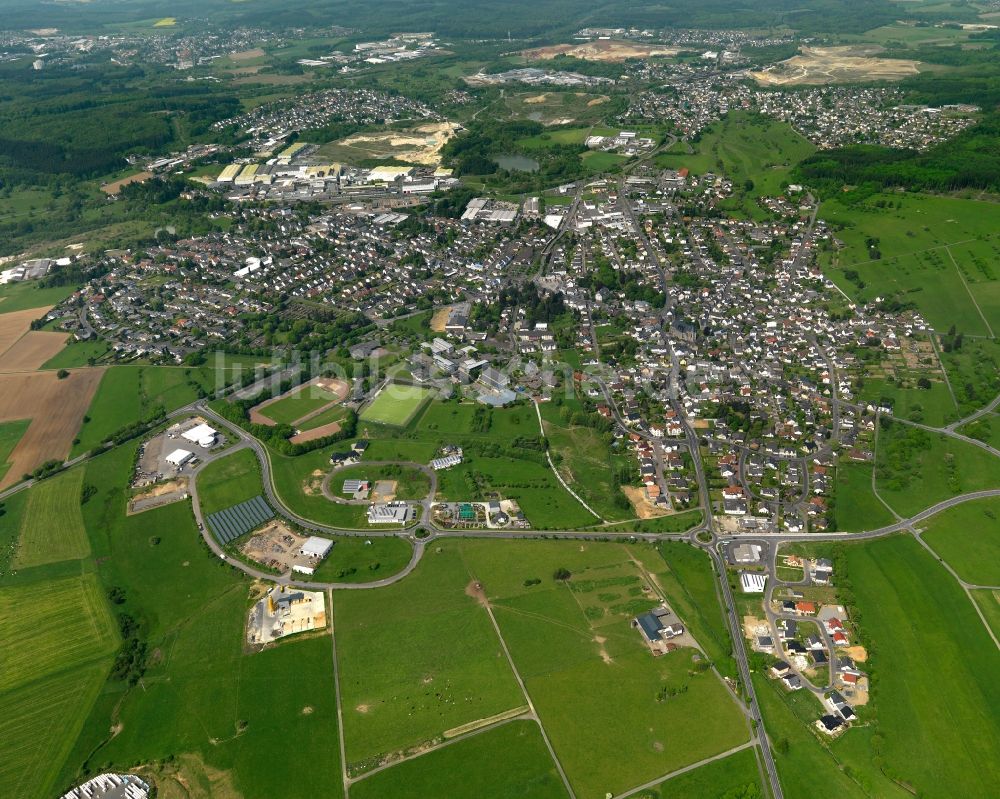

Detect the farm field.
xmin=0 ymin=663 xmax=111 ymax=799
xmin=833 ymin=460 xmax=896 ymax=532
xmin=195 ymin=447 xmax=264 ymax=515
xmin=458 ymin=539 xmax=748 ymax=799
xmin=631 ymin=746 xmax=762 ymax=798
xmin=0 ymin=368 xmax=104 ymax=489
xmin=0 ymin=418 xmax=29 ymax=483
xmin=334 ymin=544 xmax=525 ymax=774
xmin=360 ymin=383 xmax=433 ymax=426
xmin=12 ymin=467 xmax=90 ymax=568
xmin=874 ymin=421 xmax=1000 ymax=516
xmin=842 ymin=534 xmax=1000 ymax=797
xmin=0 ymin=574 xmax=118 ymax=694
xmin=0 ymin=281 xmax=75 ymax=313
xmin=349 ymin=720 xmax=569 ymax=799
xmin=919 ymin=497 xmax=1000 ymax=585
xmin=0 ymin=329 xmax=67 ymax=370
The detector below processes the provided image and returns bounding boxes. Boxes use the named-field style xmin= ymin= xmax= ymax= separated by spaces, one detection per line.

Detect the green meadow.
xmin=349 ymin=720 xmax=569 ymax=799
xmin=919 ymin=497 xmax=1000 ymax=585
xmin=334 ymin=544 xmax=525 ymax=774
xmin=12 ymin=467 xmax=90 ymax=568
xmin=842 ymin=535 xmax=1000 ymax=797
xmin=196 ymin=447 xmax=264 ymax=515
xmin=833 ymin=460 xmax=896 ymax=532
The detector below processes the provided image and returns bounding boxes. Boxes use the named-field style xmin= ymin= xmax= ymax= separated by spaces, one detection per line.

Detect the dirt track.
xmin=0 ymin=368 xmax=104 ymax=489
xmin=289 ymin=421 xmax=343 ymax=444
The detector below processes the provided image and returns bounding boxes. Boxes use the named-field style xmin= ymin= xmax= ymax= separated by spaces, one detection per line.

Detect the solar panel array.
xmin=207 ymin=495 xmax=273 ymax=545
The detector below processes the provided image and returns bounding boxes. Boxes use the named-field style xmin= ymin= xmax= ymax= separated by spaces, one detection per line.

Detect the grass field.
xmin=257 ymin=384 xmax=340 ymax=426
xmin=360 ymin=384 xmax=433 ymax=427
xmin=970 ymin=589 xmax=1000 ymax=641
xmin=822 ymin=193 xmax=1000 ymax=336
xmin=457 ymin=539 xmax=748 ymax=799
xmin=833 ymin=460 xmax=896 ymax=532
xmin=298 ymin=402 xmax=350 ymax=431
xmin=350 ymin=720 xmax=569 ymax=799
xmin=858 ymin=375 xmax=958 ymax=427
xmin=0 ymin=418 xmax=29 ymax=483
xmin=629 ymin=746 xmax=762 ymax=798
xmin=0 ymin=281 xmax=76 ymax=314
xmin=0 ymin=574 xmax=118 ymax=694
xmin=843 ymin=534 xmax=1000 ymax=797
xmin=334 ymin=544 xmax=525 ymax=774
xmin=0 ymin=663 xmax=110 ymax=799
xmin=12 ymin=467 xmax=90 ymax=568
xmin=539 ymin=401 xmax=631 ymax=522
xmin=875 ymin=421 xmax=1000 ymax=516
xmin=41 ymin=338 xmax=110 ymax=369
xmin=195 ymin=447 xmax=264 ymax=515
xmin=919 ymin=497 xmax=1000 ymax=585
xmin=655 ymin=111 xmax=815 ymax=218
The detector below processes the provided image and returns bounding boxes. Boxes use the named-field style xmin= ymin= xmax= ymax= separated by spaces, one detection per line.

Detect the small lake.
xmin=495 ymin=154 xmax=540 ymax=172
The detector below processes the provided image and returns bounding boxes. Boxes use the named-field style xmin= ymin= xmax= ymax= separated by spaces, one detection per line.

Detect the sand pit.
xmin=524 ymin=93 xmax=550 ymax=104
xmin=0 ymin=331 xmax=67 ymax=371
xmin=0 ymin=368 xmax=104 ymax=489
xmin=328 ymin=122 xmax=460 ymax=166
xmin=523 ymin=40 xmax=681 ymax=62
xmin=622 ymin=485 xmax=668 ymax=519
xmin=751 ymin=46 xmax=921 ymax=86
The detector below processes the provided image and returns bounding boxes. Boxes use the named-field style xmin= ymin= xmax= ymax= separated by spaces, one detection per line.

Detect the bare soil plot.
xmin=288 ymin=420 xmax=342 ymax=444
xmin=0 ymin=331 xmax=67 ymax=372
xmin=430 ymin=307 xmax=451 ymax=332
xmin=101 ymin=172 xmax=153 ymax=196
xmin=0 ymin=306 xmax=54 ymax=358
xmin=523 ymin=39 xmax=681 ymax=62
xmin=622 ymin=484 xmax=668 ymax=519
xmin=0 ymin=368 xmax=104 ymax=489
xmin=751 ymin=46 xmax=921 ymax=86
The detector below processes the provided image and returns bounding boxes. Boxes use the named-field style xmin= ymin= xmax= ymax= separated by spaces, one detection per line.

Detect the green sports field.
xmin=360 ymin=384 xmax=433 ymax=426
xmin=12 ymin=468 xmax=90 ymax=568
xmin=257 ymin=384 xmax=341 ymax=426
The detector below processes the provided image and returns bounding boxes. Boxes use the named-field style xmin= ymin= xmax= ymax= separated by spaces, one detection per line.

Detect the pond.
xmin=495 ymin=153 xmax=540 ymax=172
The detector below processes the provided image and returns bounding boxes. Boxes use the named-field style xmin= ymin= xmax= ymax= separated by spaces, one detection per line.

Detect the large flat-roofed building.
xmin=165 ymin=448 xmax=194 ymax=467
xmin=182 ymin=423 xmax=218 ymax=447
xmin=740 ymin=571 xmax=768 ymax=593
xmin=299 ymin=536 xmax=334 ymax=560
xmin=367 ymin=502 xmax=414 ymax=524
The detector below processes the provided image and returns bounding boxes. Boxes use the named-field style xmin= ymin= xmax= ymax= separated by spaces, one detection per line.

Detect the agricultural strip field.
xmin=842 ymin=534 xmax=1000 ymax=797
xmin=349 ymin=720 xmax=569 ymax=799
xmin=457 ymin=539 xmax=748 ymax=799
xmin=0 ymin=330 xmax=67 ymax=371
xmin=360 ymin=383 xmax=433 ymax=426
xmin=0 ymin=368 xmax=104 ymax=489
xmin=334 ymin=545 xmax=525 ymax=774
xmin=919 ymin=497 xmax=1000 ymax=585
xmin=0 ymin=663 xmax=111 ymax=799
xmin=0 ymin=307 xmax=55 ymax=357
xmin=0 ymin=574 xmax=118 ymax=694
xmin=12 ymin=467 xmax=90 ymax=568
xmin=0 ymin=418 xmax=30 ymax=483
xmin=874 ymin=421 xmax=1000 ymax=517
xmin=195 ymin=447 xmax=264 ymax=516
